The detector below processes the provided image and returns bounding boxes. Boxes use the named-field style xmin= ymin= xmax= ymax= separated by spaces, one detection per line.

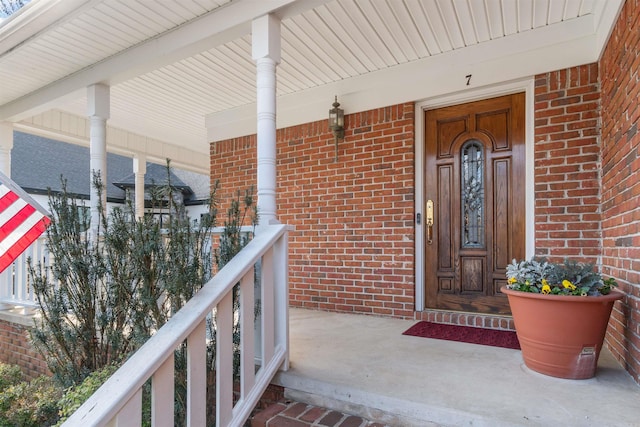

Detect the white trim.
xmin=13 ymin=110 xmax=209 ymax=174
xmin=207 ymin=14 xmax=601 ymax=142
xmin=413 ymin=78 xmax=535 ymax=312
xmin=594 ymin=0 xmax=626 ymax=60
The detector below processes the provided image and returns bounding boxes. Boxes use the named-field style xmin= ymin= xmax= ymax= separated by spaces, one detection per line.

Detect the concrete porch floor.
xmin=272 ymin=308 xmax=640 ymax=427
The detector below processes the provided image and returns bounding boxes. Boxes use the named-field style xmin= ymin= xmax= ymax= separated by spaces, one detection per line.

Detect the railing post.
xmin=240 ymin=268 xmax=256 ymax=399
xmin=216 ymin=291 xmax=234 ymax=426
xmin=261 ymin=248 xmax=274 ymax=364
xmin=152 ymin=353 xmax=174 ymax=427
xmin=274 ymin=231 xmax=289 ymax=370
xmin=187 ymin=320 xmax=207 ymax=426
xmin=107 ymin=389 xmax=142 ymax=427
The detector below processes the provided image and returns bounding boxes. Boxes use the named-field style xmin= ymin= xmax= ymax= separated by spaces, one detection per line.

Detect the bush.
xmin=28 ymin=164 xmax=257 ymax=425
xmin=56 ymin=363 xmax=120 ymax=426
xmin=0 ymin=375 xmax=62 ymax=427
xmin=0 ymin=363 xmax=124 ymax=427
xmin=29 ymin=167 xmax=222 ymax=388
xmin=0 ymin=363 xmax=23 ymax=390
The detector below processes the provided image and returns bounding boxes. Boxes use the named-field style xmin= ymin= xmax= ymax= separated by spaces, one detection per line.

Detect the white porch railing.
xmin=0 ymin=226 xmax=250 ymax=312
xmin=62 ymin=223 xmax=289 ymax=427
xmin=0 ymin=234 xmax=49 ymax=312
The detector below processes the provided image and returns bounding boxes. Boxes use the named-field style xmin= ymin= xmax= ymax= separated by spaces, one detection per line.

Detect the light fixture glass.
xmin=329 ymin=96 xmax=344 ymax=160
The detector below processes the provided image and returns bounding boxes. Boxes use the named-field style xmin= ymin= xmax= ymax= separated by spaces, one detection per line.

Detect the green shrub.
xmin=56 ymin=363 xmax=120 ymax=426
xmin=29 ymin=164 xmax=257 ymax=425
xmin=0 ymin=375 xmax=62 ymax=427
xmin=0 ymin=363 xmax=23 ymax=390
xmin=29 ymin=167 xmax=226 ymax=389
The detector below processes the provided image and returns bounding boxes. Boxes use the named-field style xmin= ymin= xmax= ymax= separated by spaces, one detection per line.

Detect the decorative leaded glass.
xmin=461 ymin=140 xmax=485 ymax=248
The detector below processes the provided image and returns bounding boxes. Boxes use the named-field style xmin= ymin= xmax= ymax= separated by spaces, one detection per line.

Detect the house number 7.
xmin=466 ymin=74 xmax=472 ymax=86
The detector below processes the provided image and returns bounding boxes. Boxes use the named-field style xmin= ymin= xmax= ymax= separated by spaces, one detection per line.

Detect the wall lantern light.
xmin=328 ymin=95 xmax=344 ymax=160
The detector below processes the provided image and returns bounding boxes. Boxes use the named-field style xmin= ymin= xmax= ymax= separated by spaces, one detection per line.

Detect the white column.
xmin=87 ymin=84 xmax=110 ymax=236
xmin=252 ymin=14 xmax=281 ymax=225
xmin=133 ymin=154 xmax=146 ymax=219
xmin=0 ymin=123 xmax=13 ymax=177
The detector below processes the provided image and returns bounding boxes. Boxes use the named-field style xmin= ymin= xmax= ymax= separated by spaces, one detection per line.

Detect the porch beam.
xmin=14 ymin=110 xmax=209 ymax=174
xmin=0 ymin=0 xmax=302 ymax=123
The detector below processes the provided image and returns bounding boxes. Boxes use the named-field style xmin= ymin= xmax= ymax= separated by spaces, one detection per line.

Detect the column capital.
xmin=0 ymin=122 xmax=13 ymax=150
xmin=252 ymin=14 xmax=281 ymax=63
xmin=87 ymin=83 xmax=110 ymax=119
xmin=133 ymin=154 xmax=147 ymax=174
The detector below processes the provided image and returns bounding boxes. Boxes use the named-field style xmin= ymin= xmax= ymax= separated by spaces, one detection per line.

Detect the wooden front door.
xmin=424 ymin=93 xmax=525 ymax=314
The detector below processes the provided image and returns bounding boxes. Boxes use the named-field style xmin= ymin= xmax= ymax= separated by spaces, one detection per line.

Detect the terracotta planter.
xmin=501 ymin=286 xmax=623 ymax=379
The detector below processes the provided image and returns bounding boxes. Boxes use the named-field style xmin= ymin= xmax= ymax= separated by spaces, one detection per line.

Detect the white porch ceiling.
xmin=0 ymin=0 xmax=625 ymax=173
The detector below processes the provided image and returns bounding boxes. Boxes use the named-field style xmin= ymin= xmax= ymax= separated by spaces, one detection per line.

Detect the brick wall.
xmin=0 ymin=317 xmax=50 ymax=380
xmin=533 ymin=64 xmax=602 ymax=263
xmin=211 ymin=103 xmax=416 ymax=318
xmin=211 ymin=64 xmax=637 ymax=382
xmin=599 ymin=0 xmax=640 ymax=384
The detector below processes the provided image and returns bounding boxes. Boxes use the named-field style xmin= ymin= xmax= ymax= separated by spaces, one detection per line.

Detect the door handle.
xmin=426 ymin=199 xmax=434 ymax=244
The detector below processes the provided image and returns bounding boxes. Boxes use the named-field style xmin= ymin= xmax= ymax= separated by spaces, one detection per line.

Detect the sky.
xmin=0 ymin=0 xmax=31 ymax=19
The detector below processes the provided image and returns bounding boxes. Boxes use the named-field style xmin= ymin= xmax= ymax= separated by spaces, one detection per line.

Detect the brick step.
xmin=250 ymin=400 xmax=390 ymax=427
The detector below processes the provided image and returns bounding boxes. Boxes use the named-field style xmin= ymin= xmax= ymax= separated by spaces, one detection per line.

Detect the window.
xmin=461 ymin=140 xmax=485 ymax=248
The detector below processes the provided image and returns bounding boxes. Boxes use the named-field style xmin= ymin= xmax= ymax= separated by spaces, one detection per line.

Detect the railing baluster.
xmin=15 ymin=251 xmax=26 ymax=301
xmin=152 ymin=353 xmax=175 ymax=427
xmin=0 ymin=235 xmax=47 ymax=309
xmin=30 ymin=238 xmax=44 ymax=301
xmin=187 ymin=320 xmax=207 ymax=427
xmin=274 ymin=234 xmax=289 ymax=370
xmin=240 ymin=267 xmax=255 ymax=400
xmin=216 ymin=290 xmax=234 ymax=426
xmin=0 ymin=261 xmax=9 ymax=309
xmin=110 ymin=388 xmax=143 ymax=427
xmin=261 ymin=248 xmax=274 ymax=363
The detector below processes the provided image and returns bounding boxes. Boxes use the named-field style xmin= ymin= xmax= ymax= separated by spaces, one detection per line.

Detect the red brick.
xmin=300 ymin=406 xmax=328 ymax=422
xmin=339 ymin=415 xmax=365 ymax=427
xmin=251 ymin=403 xmax=288 ymax=427
xmin=598 ymin=0 xmax=640 ymax=385
xmin=319 ymin=411 xmax=345 ymax=426
xmin=211 ymin=103 xmax=416 ymax=318
xmin=534 ymin=63 xmax=601 ymax=264
xmin=266 ymin=415 xmax=310 ymax=427
xmin=283 ymin=402 xmax=309 ymax=418
xmin=0 ymin=319 xmax=50 ymax=380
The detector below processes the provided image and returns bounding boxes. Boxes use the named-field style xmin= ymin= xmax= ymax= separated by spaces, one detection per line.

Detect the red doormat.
xmin=402 ymin=321 xmax=520 ymax=350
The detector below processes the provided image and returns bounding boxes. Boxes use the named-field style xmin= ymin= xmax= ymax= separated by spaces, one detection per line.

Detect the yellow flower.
xmin=542 ymin=284 xmax=551 ymax=294
xmin=562 ymin=280 xmax=576 ymax=290
xmin=541 ymin=279 xmax=549 ymax=287
xmin=508 ymin=277 xmax=517 ymax=284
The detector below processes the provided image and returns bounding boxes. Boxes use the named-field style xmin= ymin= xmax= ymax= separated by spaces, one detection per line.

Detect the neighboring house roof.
xmin=113 ymin=163 xmax=193 ymax=197
xmin=11 ymin=131 xmax=209 ymax=204
xmin=172 ymin=169 xmax=211 ymax=202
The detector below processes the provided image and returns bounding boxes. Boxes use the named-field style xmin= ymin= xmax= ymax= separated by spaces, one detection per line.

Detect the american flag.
xmin=0 ymin=171 xmax=50 ymax=273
